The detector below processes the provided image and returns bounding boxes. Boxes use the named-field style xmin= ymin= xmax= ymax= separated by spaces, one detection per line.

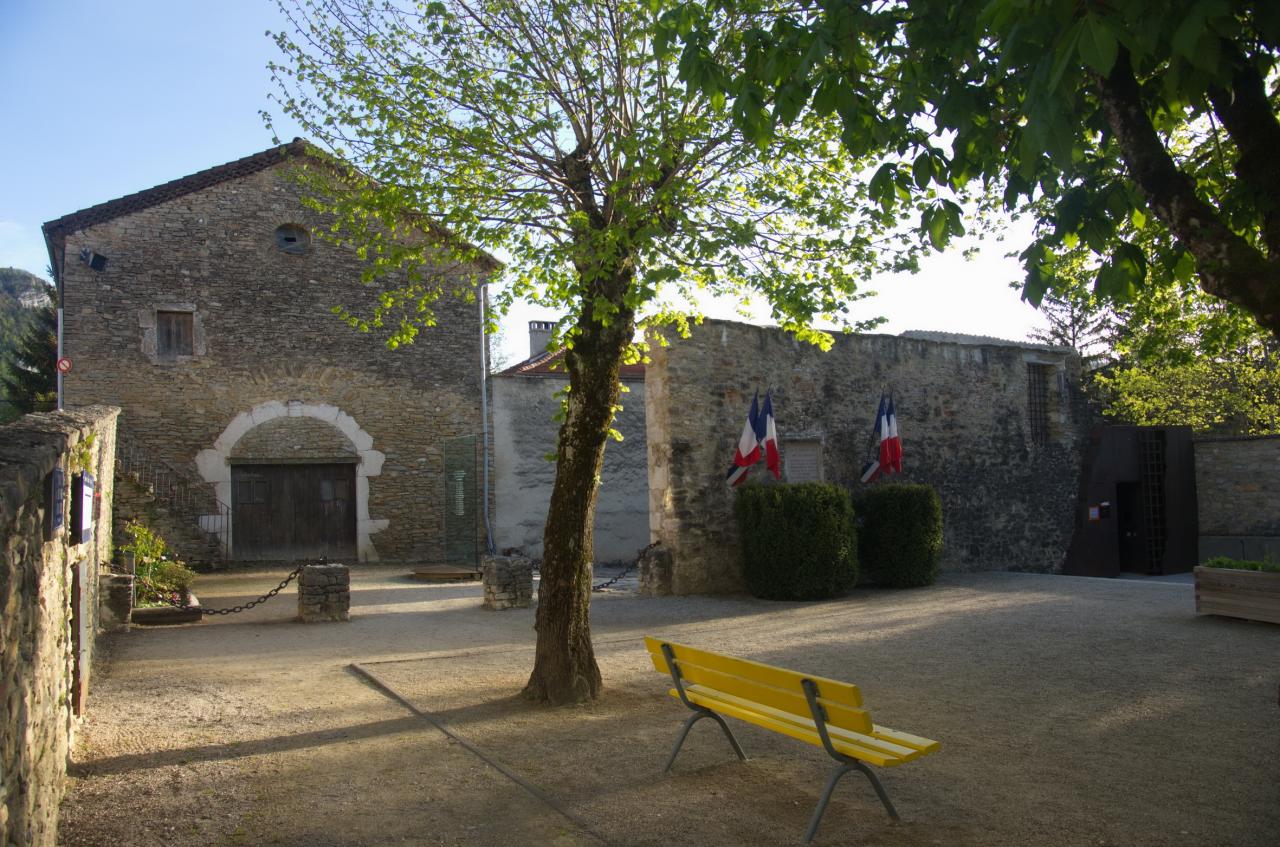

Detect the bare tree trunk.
xmin=522 ymin=264 xmax=636 ymax=704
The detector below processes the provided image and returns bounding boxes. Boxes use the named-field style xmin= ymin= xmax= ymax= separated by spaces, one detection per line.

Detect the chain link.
xmin=159 ymin=564 xmax=305 ymax=616
xmin=591 ymin=543 xmax=656 ymax=592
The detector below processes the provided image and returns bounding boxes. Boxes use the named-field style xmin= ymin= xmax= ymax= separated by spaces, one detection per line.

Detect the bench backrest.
xmin=644 ymin=637 xmax=874 ymax=735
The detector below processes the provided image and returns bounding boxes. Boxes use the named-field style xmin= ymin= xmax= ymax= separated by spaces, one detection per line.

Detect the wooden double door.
xmin=231 ymin=463 xmax=356 ymax=561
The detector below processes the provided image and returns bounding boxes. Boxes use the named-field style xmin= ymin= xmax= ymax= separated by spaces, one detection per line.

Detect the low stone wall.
xmin=1194 ymin=434 xmax=1280 ymax=562
xmin=1 ymin=405 xmax=119 ymax=847
xmin=481 ymin=554 xmax=533 ymax=610
xmin=297 ymin=564 xmax=351 ymax=622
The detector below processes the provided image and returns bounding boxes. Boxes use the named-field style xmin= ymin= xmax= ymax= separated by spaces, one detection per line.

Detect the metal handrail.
xmin=114 ymin=431 xmax=230 ymax=563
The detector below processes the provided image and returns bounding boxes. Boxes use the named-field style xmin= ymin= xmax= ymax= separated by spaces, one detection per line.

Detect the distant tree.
xmin=1018 ymin=251 xmax=1116 ymax=362
xmin=2 ymin=304 xmax=57 ymax=414
xmin=1094 ymin=281 xmax=1280 ymax=434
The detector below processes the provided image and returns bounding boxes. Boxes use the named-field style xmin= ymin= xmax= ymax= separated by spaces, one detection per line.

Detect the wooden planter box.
xmin=1194 ymin=566 xmax=1280 ymax=625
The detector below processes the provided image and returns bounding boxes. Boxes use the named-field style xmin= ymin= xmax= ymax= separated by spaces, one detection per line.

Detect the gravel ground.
xmin=59 ymin=567 xmax=1279 ymax=846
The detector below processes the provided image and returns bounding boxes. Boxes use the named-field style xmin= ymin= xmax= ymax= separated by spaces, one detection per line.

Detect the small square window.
xmin=157 ymin=311 xmax=194 ymax=357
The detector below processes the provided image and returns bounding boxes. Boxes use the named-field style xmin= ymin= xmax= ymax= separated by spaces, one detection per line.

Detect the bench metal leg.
xmin=802 ymin=760 xmax=899 ymax=845
xmin=663 ymin=709 xmax=748 ymax=773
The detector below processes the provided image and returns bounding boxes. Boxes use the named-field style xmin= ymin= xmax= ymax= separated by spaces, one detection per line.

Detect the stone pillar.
xmin=98 ymin=574 xmax=134 ymax=631
xmin=481 ymin=555 xmax=533 ymax=610
xmin=638 ymin=543 xmax=673 ymax=596
xmin=297 ymin=564 xmax=350 ymax=622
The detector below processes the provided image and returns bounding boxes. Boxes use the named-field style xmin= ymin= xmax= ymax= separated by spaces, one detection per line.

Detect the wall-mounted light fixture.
xmin=79 ymin=248 xmax=108 ymax=272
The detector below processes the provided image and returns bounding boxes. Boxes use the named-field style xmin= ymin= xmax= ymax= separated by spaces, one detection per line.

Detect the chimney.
xmin=528 ymin=320 xmax=556 ymax=357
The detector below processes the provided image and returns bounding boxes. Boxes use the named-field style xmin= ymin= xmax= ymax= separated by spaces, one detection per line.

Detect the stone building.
xmin=42 ymin=140 xmax=494 ymax=564
xmin=645 ymin=319 xmax=1089 ymax=594
xmin=490 ymin=321 xmax=649 ymax=562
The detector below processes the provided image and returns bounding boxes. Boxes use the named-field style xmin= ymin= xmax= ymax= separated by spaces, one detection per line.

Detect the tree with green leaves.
xmin=662 ymin=1 xmax=1280 ymax=336
xmin=1097 ymin=279 xmax=1280 ymax=434
xmin=268 ymin=0 xmax=900 ymax=703
xmin=1 ymin=303 xmax=57 ymax=415
xmin=1016 ymin=250 xmax=1116 ymax=362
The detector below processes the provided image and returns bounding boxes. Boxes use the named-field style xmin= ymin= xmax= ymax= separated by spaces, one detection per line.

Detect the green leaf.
xmin=912 ymin=153 xmax=934 ymax=189
xmin=1078 ymin=14 xmax=1118 ymax=76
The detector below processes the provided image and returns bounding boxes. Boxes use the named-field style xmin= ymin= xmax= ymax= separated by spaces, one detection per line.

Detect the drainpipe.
xmin=478 ymin=284 xmax=496 ymax=554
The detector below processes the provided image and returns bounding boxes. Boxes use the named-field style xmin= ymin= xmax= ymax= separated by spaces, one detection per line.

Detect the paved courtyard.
xmin=59 ymin=567 xmax=1278 ymax=846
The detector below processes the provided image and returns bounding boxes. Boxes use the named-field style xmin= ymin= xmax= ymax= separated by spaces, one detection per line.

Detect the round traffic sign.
xmin=57 ymin=357 xmax=73 ymax=374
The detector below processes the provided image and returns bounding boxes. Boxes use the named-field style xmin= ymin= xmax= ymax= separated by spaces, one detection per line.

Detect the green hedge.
xmin=856 ymin=483 xmax=943 ymax=588
xmin=735 ymin=483 xmax=858 ymax=600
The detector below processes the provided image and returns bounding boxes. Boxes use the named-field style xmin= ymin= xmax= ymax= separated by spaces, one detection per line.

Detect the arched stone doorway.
xmin=195 ymin=401 xmax=388 ymax=561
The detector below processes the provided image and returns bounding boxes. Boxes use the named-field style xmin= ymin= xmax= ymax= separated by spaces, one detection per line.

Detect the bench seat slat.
xmin=674 ymin=685 xmax=933 ymax=765
xmin=645 ymin=637 xmax=862 ymax=708
xmin=870 ymin=724 xmax=940 ymax=754
xmin=670 ymin=687 xmax=912 ymax=768
xmin=650 ymin=653 xmax=874 ymax=735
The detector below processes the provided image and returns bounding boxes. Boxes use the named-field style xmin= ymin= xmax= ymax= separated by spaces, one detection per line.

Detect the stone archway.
xmin=195 ymin=401 xmax=388 ymax=561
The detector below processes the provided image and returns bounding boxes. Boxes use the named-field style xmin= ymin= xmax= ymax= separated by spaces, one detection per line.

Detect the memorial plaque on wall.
xmin=70 ymin=472 xmax=95 ymax=546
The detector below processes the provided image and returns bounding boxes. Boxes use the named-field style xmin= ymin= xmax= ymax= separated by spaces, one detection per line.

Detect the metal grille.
xmin=442 ymin=435 xmax=479 ymax=566
xmin=1138 ymin=429 xmax=1168 ymax=574
xmin=1027 ymin=364 xmax=1050 ymax=447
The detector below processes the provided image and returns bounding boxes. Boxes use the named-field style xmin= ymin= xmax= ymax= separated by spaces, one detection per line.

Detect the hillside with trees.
xmin=1 ymin=268 xmax=55 ymax=422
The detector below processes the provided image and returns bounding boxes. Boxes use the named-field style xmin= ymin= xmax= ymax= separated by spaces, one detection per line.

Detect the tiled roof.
xmin=500 ymin=348 xmax=645 ymax=379
xmin=42 ymin=139 xmax=313 ymax=240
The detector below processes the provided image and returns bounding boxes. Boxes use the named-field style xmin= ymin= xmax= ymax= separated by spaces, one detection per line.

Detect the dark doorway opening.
xmin=1115 ymin=482 xmax=1145 ymax=573
xmin=232 ymin=463 xmax=357 ymax=560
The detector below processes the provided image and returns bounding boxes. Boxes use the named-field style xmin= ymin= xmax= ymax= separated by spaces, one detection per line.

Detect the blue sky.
xmin=1 ymin=1 xmax=1048 ymax=364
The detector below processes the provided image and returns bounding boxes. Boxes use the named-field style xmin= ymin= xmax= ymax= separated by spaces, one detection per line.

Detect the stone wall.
xmin=1 ymin=406 xmax=118 ymax=847
xmin=646 ymin=320 xmax=1088 ymax=594
xmin=1194 ymin=434 xmax=1280 ymax=561
xmin=490 ymin=373 xmax=648 ymax=562
xmin=57 ymin=161 xmax=489 ymax=563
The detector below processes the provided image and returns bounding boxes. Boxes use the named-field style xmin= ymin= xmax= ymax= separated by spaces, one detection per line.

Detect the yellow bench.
xmin=645 ymin=637 xmax=940 ymax=844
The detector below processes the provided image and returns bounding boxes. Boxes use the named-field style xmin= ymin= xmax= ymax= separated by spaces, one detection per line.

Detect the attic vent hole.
xmin=274 ymin=224 xmax=311 ymax=254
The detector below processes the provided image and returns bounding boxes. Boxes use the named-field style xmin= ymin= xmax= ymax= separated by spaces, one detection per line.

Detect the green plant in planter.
xmin=1202 ymin=556 xmax=1280 ymax=574
xmin=121 ymin=520 xmax=196 ymax=606
xmin=735 ymin=483 xmax=858 ymax=600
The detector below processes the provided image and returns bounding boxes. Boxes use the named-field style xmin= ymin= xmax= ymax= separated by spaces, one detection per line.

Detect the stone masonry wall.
xmin=1194 ymin=435 xmax=1280 ymax=560
xmin=647 ymin=320 xmax=1088 ymax=594
xmin=58 ymin=161 xmax=488 ymax=563
xmin=1 ymin=406 xmax=118 ymax=847
xmin=490 ymin=374 xmax=648 ymax=562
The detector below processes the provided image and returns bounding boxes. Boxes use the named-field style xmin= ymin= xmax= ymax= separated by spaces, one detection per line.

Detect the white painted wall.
xmin=490 ymin=374 xmax=649 ymax=562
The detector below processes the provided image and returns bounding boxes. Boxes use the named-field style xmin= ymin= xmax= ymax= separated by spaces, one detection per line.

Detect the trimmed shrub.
xmin=856 ymin=483 xmax=943 ymax=588
xmin=735 ymin=483 xmax=858 ymax=600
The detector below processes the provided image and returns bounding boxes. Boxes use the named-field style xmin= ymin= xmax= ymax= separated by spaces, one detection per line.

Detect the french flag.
xmin=860 ymin=393 xmax=903 ymax=482
xmin=761 ymin=390 xmax=781 ymax=480
xmin=726 ymin=391 xmax=762 ymax=486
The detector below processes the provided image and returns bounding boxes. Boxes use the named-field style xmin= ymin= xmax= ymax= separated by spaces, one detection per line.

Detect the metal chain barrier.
xmin=161 ymin=564 xmax=305 ymax=616
xmin=592 ymin=543 xmax=656 ymax=592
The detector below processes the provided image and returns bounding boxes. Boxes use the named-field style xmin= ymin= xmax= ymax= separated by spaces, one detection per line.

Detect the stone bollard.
xmin=637 ymin=543 xmax=673 ymax=596
xmin=481 ymin=554 xmax=533 ymax=610
xmin=297 ymin=563 xmax=351 ymax=622
xmin=98 ymin=573 xmax=134 ymax=631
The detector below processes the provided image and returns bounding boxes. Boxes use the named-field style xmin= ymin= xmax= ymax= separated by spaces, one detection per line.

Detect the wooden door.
xmin=232 ymin=463 xmax=356 ymax=561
